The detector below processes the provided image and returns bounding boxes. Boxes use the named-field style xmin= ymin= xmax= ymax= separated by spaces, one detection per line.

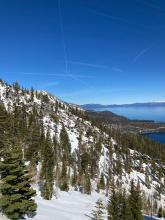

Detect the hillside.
xmin=0 ymin=79 xmax=165 ymax=219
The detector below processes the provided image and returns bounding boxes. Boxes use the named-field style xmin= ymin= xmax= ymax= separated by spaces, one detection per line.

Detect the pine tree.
xmin=81 ymin=152 xmax=90 ymax=173
xmin=128 ymin=180 xmax=143 ymax=220
xmin=60 ymin=124 xmax=71 ymax=163
xmin=13 ymin=81 xmax=20 ymax=97
xmin=40 ymin=131 xmax=55 ymax=200
xmin=157 ymin=206 xmax=162 ymax=218
xmin=30 ymin=87 xmax=34 ymax=102
xmin=125 ymin=149 xmax=132 ymax=174
xmin=84 ymin=173 xmax=91 ymax=195
xmin=26 ymin=121 xmax=41 ymax=165
xmin=0 ymin=104 xmax=7 ymax=153
xmin=153 ymin=199 xmax=158 ymax=215
xmin=121 ymin=189 xmax=132 ymax=220
xmin=163 ymin=209 xmax=165 ymax=218
xmin=107 ymin=180 xmax=132 ymax=220
xmin=71 ymin=163 xmax=77 ymax=188
xmin=90 ymin=198 xmax=105 ymax=220
xmin=18 ymin=103 xmax=28 ymax=139
xmin=0 ymin=144 xmax=37 ymax=220
xmin=60 ymin=160 xmax=69 ymax=191
xmin=107 ymin=180 xmax=119 ymax=220
xmin=99 ymin=172 xmax=105 ymax=190
xmin=145 ymin=170 xmax=150 ymax=189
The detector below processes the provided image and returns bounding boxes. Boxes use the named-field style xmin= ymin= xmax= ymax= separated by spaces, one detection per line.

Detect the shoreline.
xmin=140 ymin=127 xmax=165 ymax=135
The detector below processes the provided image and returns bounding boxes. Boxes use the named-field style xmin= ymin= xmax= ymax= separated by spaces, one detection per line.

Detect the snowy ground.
xmin=0 ymin=190 xmax=163 ymax=220
xmin=0 ymin=191 xmax=107 ymax=220
xmin=32 ymin=191 xmax=107 ymax=220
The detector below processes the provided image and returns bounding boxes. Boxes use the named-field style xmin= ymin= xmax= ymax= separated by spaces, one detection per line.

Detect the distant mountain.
xmin=81 ymin=102 xmax=165 ymax=110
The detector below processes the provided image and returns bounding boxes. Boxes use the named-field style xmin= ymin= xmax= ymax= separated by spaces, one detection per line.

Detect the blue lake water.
xmin=144 ymin=216 xmax=158 ymax=220
xmin=95 ymin=106 xmax=165 ymax=122
xmin=95 ymin=106 xmax=165 ymax=144
xmin=143 ymin=132 xmax=165 ymax=144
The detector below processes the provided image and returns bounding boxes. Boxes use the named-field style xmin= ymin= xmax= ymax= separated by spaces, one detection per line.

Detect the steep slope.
xmin=0 ymin=79 xmax=165 ymax=219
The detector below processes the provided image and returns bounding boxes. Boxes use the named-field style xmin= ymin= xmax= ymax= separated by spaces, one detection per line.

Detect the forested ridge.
xmin=0 ymin=79 xmax=165 ymax=219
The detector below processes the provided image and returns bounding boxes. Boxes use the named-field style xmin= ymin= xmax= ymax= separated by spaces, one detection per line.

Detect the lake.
xmin=95 ymin=106 xmax=165 ymax=122
xmin=144 ymin=216 xmax=159 ymax=220
xmin=95 ymin=106 xmax=165 ymax=144
xmin=143 ymin=132 xmax=165 ymax=144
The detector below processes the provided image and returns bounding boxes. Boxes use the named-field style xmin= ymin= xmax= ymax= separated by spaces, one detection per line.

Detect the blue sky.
xmin=0 ymin=0 xmax=165 ymax=104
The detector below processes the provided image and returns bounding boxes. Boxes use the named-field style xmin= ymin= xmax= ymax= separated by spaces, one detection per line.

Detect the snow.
xmin=31 ymin=191 xmax=107 ymax=220
xmin=1 ymin=81 xmax=165 ymax=219
xmin=0 ymin=191 xmax=107 ymax=220
xmin=0 ymin=214 xmax=7 ymax=220
xmin=69 ymin=131 xmax=78 ymax=152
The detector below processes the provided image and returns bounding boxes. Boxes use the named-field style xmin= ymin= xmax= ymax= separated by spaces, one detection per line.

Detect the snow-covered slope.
xmin=30 ymin=190 xmax=107 ymax=220
xmin=0 ymin=80 xmax=165 ymax=219
xmin=0 ymin=191 xmax=107 ymax=220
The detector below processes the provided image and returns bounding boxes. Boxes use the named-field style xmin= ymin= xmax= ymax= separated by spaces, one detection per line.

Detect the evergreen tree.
xmin=60 ymin=161 xmax=69 ymax=191
xmin=120 ymin=189 xmax=132 ymax=220
xmin=145 ymin=170 xmax=150 ymax=189
xmin=18 ymin=103 xmax=28 ymax=139
xmin=128 ymin=180 xmax=143 ymax=220
xmin=30 ymin=87 xmax=34 ymax=102
xmin=40 ymin=131 xmax=55 ymax=200
xmin=26 ymin=122 xmax=41 ymax=166
xmin=0 ymin=104 xmax=7 ymax=153
xmin=90 ymin=140 xmax=99 ymax=179
xmin=157 ymin=206 xmax=162 ymax=218
xmin=108 ymin=181 xmax=132 ymax=220
xmin=99 ymin=172 xmax=105 ymax=190
xmin=81 ymin=152 xmax=90 ymax=173
xmin=162 ymin=209 xmax=165 ymax=218
xmin=107 ymin=180 xmax=119 ymax=220
xmin=153 ymin=199 xmax=158 ymax=215
xmin=60 ymin=124 xmax=71 ymax=163
xmin=90 ymin=198 xmax=105 ymax=220
xmin=84 ymin=173 xmax=91 ymax=195
xmin=0 ymin=144 xmax=37 ymax=220
xmin=71 ymin=163 xmax=77 ymax=188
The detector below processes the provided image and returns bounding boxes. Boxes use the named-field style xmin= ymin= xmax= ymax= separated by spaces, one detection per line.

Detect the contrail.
xmin=135 ymin=0 xmax=165 ymax=13
xmin=89 ymin=9 xmax=144 ymax=28
xmin=58 ymin=0 xmax=69 ymax=74
xmin=133 ymin=47 xmax=151 ymax=63
xmin=89 ymin=8 xmax=162 ymax=32
xmin=3 ymin=71 xmax=89 ymax=78
xmin=111 ymin=67 xmax=123 ymax=73
xmin=57 ymin=1 xmax=98 ymax=88
xmin=39 ymin=82 xmax=59 ymax=88
xmin=57 ymin=0 xmax=89 ymax=86
xmin=68 ymin=61 xmax=107 ymax=69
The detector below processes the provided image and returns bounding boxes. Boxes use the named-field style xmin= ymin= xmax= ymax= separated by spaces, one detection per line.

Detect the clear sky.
xmin=0 ymin=0 xmax=165 ymax=104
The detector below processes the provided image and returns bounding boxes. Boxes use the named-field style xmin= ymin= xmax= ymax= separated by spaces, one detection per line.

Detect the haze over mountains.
xmin=82 ymin=102 xmax=165 ymax=110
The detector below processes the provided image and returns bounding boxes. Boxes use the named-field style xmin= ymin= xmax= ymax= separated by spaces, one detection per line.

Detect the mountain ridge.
xmin=0 ymin=79 xmax=165 ymax=219
xmin=82 ymin=102 xmax=165 ymax=110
